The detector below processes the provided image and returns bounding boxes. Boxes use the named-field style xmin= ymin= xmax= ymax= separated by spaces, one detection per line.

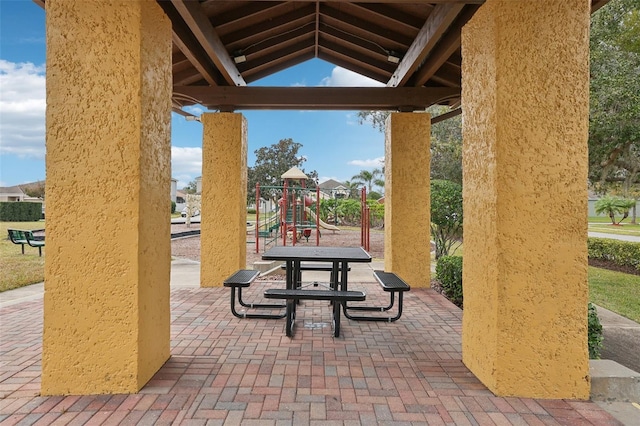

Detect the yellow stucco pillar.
xmin=42 ymin=0 xmax=172 ymax=395
xmin=384 ymin=113 xmax=431 ymax=288
xmin=461 ymin=0 xmax=590 ymax=398
xmin=200 ymin=113 xmax=248 ymax=287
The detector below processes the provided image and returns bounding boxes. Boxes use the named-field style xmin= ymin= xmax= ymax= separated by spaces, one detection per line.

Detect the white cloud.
xmin=183 ymin=104 xmax=205 ymax=116
xmin=0 ymin=60 xmax=46 ymax=159
xmin=348 ymin=157 xmax=385 ymax=168
xmin=319 ymin=67 xmax=385 ymax=87
xmin=171 ymin=146 xmax=202 ymax=188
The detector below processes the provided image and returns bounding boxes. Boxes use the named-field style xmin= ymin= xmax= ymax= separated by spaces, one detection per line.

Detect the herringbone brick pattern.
xmin=0 ymin=281 xmax=621 ymax=425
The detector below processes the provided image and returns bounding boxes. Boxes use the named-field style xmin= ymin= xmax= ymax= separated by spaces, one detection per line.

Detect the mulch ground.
xmin=588 ymin=258 xmax=640 ymax=276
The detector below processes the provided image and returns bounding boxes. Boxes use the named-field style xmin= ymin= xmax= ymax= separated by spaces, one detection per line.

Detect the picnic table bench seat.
xmin=264 ymin=288 xmax=365 ymax=302
xmin=7 ymin=229 xmax=45 ymax=256
xmin=224 ymin=269 xmax=285 ymax=319
xmin=343 ymin=270 xmax=410 ymax=322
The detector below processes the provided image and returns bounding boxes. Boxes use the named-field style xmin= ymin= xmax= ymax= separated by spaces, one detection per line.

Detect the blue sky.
xmin=0 ymin=0 xmax=386 ymax=190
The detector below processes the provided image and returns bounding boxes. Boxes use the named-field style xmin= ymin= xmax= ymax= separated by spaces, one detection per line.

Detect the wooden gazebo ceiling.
xmin=36 ymin=0 xmax=611 ymax=112
xmin=166 ymin=0 xmax=482 ymax=112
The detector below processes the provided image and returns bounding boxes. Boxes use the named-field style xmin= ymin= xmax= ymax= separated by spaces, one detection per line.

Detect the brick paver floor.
xmin=0 ymin=280 xmax=622 ymax=425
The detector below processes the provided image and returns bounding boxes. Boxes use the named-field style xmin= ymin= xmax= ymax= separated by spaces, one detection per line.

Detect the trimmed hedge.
xmin=0 ymin=202 xmax=43 ymax=221
xmin=435 ymin=255 xmax=463 ymax=308
xmin=588 ymin=237 xmax=640 ymax=271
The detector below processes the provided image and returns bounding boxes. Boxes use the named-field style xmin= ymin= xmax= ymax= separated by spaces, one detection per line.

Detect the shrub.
xmin=435 ymin=255 xmax=463 ymax=308
xmin=588 ymin=237 xmax=640 ymax=271
xmin=247 ymin=208 xmax=256 ymax=214
xmin=430 ymin=180 xmax=463 ymax=259
xmin=171 ymin=201 xmax=176 ymax=214
xmin=0 ymin=202 xmax=43 ymax=221
xmin=588 ymin=302 xmax=603 ymax=359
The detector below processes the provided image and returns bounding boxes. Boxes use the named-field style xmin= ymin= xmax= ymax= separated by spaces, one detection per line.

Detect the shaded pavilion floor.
xmin=0 ymin=276 xmax=621 ymax=425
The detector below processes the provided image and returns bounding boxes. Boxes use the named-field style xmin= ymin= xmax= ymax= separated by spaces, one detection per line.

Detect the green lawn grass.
xmin=588 ymin=216 xmax=639 ymax=224
xmin=1 ymin=221 xmax=46 ymax=292
xmin=589 ymin=266 xmax=640 ymax=323
xmin=588 ymin=222 xmax=640 ymax=237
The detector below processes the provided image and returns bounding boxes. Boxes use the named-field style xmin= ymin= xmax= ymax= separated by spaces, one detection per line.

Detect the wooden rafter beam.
xmin=410 ymin=5 xmax=479 ymax=87
xmin=159 ymin=2 xmax=222 ymax=86
xmin=387 ymin=3 xmax=463 ymax=87
xmin=431 ymin=107 xmax=461 ymax=124
xmin=172 ymin=86 xmax=460 ymax=111
xmin=170 ymin=0 xmax=246 ymax=86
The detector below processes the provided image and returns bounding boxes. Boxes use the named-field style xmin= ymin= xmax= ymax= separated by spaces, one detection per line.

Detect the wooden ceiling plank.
xmin=239 ymin=38 xmax=315 ymax=73
xmin=243 ymin=51 xmax=316 ymax=84
xmin=207 ymin=1 xmax=484 ymax=3
xmin=387 ymin=3 xmax=463 ymax=87
xmin=222 ymin=5 xmax=316 ymax=47
xmin=320 ymin=39 xmax=396 ymax=74
xmin=320 ymin=5 xmax=414 ymax=47
xmin=159 ymin=1 xmax=222 ymax=86
xmin=173 ymin=68 xmax=207 ymax=86
xmin=315 ymin=1 xmax=320 ymax=58
xmin=349 ymin=3 xmax=425 ymax=31
xmin=212 ymin=2 xmax=286 ymax=31
xmin=320 ymin=24 xmax=387 ymax=61
xmin=317 ymin=51 xmax=390 ymax=83
xmin=172 ymin=86 xmax=461 ymax=111
xmin=171 ymin=0 xmax=246 ymax=86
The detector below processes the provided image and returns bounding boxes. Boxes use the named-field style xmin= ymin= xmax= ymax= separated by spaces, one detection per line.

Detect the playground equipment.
xmin=253 ymin=167 xmax=371 ymax=253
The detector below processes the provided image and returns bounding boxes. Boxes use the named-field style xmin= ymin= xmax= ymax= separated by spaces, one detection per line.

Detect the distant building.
xmin=0 ymin=186 xmax=26 ymax=202
xmin=170 ymin=178 xmax=178 ymax=203
xmin=318 ymin=179 xmax=349 ymax=199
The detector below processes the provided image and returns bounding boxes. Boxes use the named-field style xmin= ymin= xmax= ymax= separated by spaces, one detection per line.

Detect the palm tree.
xmin=595 ymin=196 xmax=636 ymax=225
xmin=352 ymin=169 xmax=383 ymax=194
xmin=342 ymin=180 xmax=361 ymax=198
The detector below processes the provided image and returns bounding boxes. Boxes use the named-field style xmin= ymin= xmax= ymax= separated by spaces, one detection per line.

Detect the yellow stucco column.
xmin=384 ymin=113 xmax=431 ymax=287
xmin=200 ymin=113 xmax=248 ymax=287
xmin=42 ymin=0 xmax=172 ymax=395
xmin=461 ymin=0 xmax=590 ymax=398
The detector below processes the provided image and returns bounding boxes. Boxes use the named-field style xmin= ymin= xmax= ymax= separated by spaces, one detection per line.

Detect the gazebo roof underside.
xmin=37 ymin=0 xmax=610 ymax=113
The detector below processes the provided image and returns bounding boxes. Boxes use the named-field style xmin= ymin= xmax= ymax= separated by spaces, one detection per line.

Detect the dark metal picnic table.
xmin=262 ymin=246 xmax=372 ymax=337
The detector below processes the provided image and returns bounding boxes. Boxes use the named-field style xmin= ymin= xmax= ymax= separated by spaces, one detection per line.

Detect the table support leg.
xmin=333 ymin=299 xmax=341 ymax=337
xmin=285 ymin=299 xmax=294 ymax=337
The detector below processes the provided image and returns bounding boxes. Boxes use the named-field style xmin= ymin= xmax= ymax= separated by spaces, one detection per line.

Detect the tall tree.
xmin=248 ymin=138 xmax=318 ymax=203
xmin=589 ymin=0 xmax=640 ymax=201
xmin=351 ymin=168 xmax=383 ymax=194
xmin=183 ymin=180 xmax=198 ymax=194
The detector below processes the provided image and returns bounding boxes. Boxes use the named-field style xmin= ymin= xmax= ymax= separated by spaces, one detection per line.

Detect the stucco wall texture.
xmin=461 ymin=0 xmax=590 ymax=398
xmin=201 ymin=113 xmax=248 ymax=287
xmin=384 ymin=113 xmax=431 ymax=288
xmin=42 ymin=0 xmax=172 ymax=394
